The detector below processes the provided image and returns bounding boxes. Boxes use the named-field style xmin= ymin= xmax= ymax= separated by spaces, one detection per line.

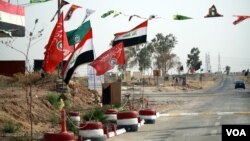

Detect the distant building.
xmin=33 ymin=59 xmax=67 ymax=71
xmin=0 ymin=60 xmax=25 ymax=76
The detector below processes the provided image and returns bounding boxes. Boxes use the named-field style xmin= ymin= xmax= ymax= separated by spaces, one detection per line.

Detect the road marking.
xmin=179 ymin=113 xmax=199 ymax=116
xmin=211 ymin=129 xmax=217 ymax=135
xmin=217 ymin=112 xmax=234 ymax=115
xmin=215 ymin=122 xmax=220 ymax=126
xmin=160 ymin=112 xmax=250 ymax=117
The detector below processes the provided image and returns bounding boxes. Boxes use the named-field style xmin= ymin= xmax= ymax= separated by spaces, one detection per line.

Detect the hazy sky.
xmin=1 ymin=0 xmax=250 ymax=74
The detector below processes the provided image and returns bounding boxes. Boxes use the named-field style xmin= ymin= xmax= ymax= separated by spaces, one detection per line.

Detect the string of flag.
xmin=24 ymin=1 xmax=250 ymax=25
xmin=100 ymin=5 xmax=250 ymax=25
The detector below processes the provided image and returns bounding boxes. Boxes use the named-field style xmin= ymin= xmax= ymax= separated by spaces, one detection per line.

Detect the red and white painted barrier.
xmin=138 ymin=118 xmax=145 ymax=128
xmin=103 ymin=124 xmax=126 ymax=139
xmin=44 ymin=132 xmax=75 ymax=141
xmin=105 ymin=109 xmax=118 ymax=123
xmin=117 ymin=111 xmax=138 ymax=132
xmin=139 ymin=109 xmax=157 ymax=124
xmin=156 ymin=112 xmax=160 ymax=118
xmin=44 ymin=110 xmax=75 ymax=141
xmin=79 ymin=122 xmax=106 ymax=141
xmin=69 ymin=111 xmax=80 ymax=125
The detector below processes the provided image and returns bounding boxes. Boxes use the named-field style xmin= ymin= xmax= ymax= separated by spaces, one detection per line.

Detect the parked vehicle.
xmin=235 ymin=80 xmax=245 ymax=89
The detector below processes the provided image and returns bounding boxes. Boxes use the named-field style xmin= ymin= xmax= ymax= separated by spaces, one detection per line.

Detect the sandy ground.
xmin=0 ymin=74 xmax=217 ymax=141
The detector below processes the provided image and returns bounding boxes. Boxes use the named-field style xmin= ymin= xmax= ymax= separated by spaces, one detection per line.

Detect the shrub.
xmin=47 ymin=92 xmax=70 ymax=109
xmin=48 ymin=113 xmax=60 ymax=125
xmin=47 ymin=92 xmax=60 ymax=109
xmin=83 ymin=108 xmax=107 ymax=123
xmin=1 ymin=121 xmax=20 ymax=133
xmin=66 ymin=116 xmax=78 ymax=134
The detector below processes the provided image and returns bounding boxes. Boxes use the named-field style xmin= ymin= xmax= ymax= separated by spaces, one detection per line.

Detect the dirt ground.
xmin=0 ymin=74 xmax=100 ymax=141
xmin=0 ymin=74 xmax=218 ymax=141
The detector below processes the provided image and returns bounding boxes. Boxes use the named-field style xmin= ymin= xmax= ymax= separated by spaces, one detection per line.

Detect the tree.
xmin=0 ymin=19 xmax=44 ymax=141
xmin=150 ymin=33 xmax=178 ymax=76
xmin=137 ymin=44 xmax=153 ymax=72
xmin=118 ymin=43 xmax=153 ymax=73
xmin=187 ymin=47 xmax=202 ymax=72
xmin=117 ymin=46 xmax=139 ymax=78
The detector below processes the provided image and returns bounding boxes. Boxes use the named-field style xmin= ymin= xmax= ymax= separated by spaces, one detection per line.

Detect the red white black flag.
xmin=62 ymin=28 xmax=94 ymax=84
xmin=0 ymin=1 xmax=25 ymax=37
xmin=112 ymin=20 xmax=147 ymax=47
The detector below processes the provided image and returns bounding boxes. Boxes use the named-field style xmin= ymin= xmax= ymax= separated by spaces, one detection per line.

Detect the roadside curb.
xmin=160 ymin=111 xmax=250 ymax=117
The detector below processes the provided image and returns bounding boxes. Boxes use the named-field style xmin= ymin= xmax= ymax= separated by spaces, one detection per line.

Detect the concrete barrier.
xmin=69 ymin=111 xmax=80 ymax=126
xmin=105 ymin=109 xmax=118 ymax=124
xmin=139 ymin=109 xmax=157 ymax=124
xmin=117 ymin=111 xmax=138 ymax=132
xmin=79 ymin=122 xmax=106 ymax=141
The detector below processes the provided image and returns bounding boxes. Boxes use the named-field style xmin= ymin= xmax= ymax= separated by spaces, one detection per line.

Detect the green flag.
xmin=67 ymin=21 xmax=91 ymax=45
xmin=30 ymin=0 xmax=50 ymax=3
xmin=173 ymin=14 xmax=192 ymax=20
xmin=101 ymin=10 xmax=114 ymax=18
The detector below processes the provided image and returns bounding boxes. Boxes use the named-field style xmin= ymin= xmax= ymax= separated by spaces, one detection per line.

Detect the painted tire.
xmin=69 ymin=111 xmax=80 ymax=116
xmin=117 ymin=111 xmax=138 ymax=132
xmin=79 ymin=122 xmax=104 ymax=138
xmin=139 ymin=109 xmax=156 ymax=124
xmin=105 ymin=109 xmax=118 ymax=114
xmin=105 ymin=109 xmax=118 ymax=123
xmin=69 ymin=111 xmax=81 ymax=123
xmin=43 ymin=132 xmax=75 ymax=141
xmin=117 ymin=111 xmax=138 ymax=119
xmin=82 ymin=136 xmax=107 ymax=141
xmin=139 ymin=109 xmax=156 ymax=115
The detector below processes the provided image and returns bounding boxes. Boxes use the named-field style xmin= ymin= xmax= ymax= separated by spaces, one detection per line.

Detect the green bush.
xmin=47 ymin=92 xmax=70 ymax=109
xmin=1 ymin=121 xmax=20 ymax=133
xmin=83 ymin=108 xmax=107 ymax=123
xmin=66 ymin=116 xmax=78 ymax=134
xmin=48 ymin=113 xmax=60 ymax=125
xmin=47 ymin=92 xmax=60 ymax=108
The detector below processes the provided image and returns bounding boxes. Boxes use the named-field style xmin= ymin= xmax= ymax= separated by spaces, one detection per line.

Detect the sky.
xmin=0 ymin=0 xmax=250 ymax=75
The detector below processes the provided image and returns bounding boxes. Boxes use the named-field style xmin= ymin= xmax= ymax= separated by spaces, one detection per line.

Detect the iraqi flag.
xmin=62 ymin=28 xmax=94 ymax=84
xmin=0 ymin=1 xmax=25 ymax=37
xmin=112 ymin=20 xmax=148 ymax=47
xmin=43 ymin=13 xmax=73 ymax=73
xmin=90 ymin=42 xmax=125 ymax=76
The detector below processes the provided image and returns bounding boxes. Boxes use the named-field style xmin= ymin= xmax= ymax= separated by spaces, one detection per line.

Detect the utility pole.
xmin=205 ymin=52 xmax=211 ymax=73
xmin=218 ymin=53 xmax=221 ymax=73
xmin=205 ymin=53 xmax=208 ymax=73
xmin=208 ymin=53 xmax=211 ymax=73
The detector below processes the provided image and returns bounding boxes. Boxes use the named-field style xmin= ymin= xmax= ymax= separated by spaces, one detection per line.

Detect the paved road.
xmin=109 ymin=75 xmax=250 ymax=141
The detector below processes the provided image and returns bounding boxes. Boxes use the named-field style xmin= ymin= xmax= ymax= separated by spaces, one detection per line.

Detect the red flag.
xmin=89 ymin=42 xmax=125 ymax=76
xmin=233 ymin=15 xmax=250 ymax=25
xmin=43 ymin=13 xmax=73 ymax=73
xmin=64 ymin=4 xmax=81 ymax=21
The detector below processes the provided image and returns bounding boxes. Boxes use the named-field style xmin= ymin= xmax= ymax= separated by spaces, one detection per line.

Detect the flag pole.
xmin=57 ymin=0 xmax=61 ymax=22
xmin=57 ymin=0 xmax=65 ymax=94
